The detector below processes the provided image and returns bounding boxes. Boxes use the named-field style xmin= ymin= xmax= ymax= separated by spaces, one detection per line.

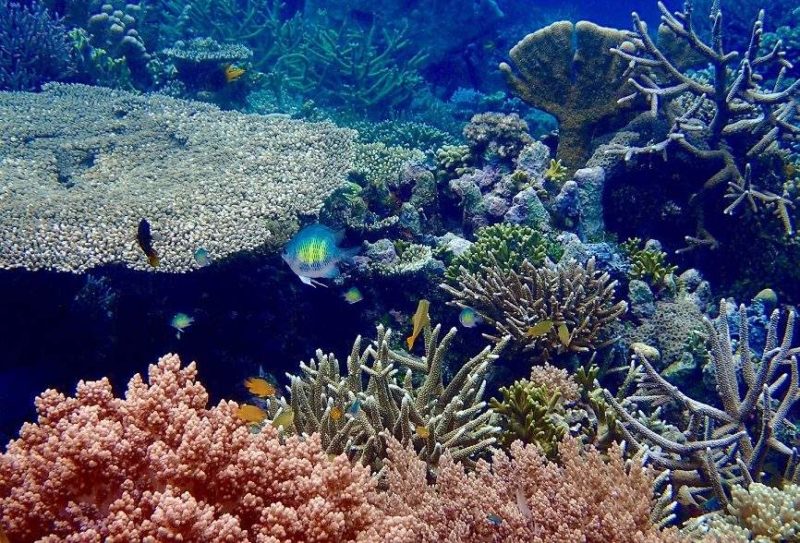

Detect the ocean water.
xmin=0 ymin=0 xmax=798 ymax=539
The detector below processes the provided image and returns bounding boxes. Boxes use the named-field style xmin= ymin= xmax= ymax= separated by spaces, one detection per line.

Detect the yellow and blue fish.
xmin=282 ymin=224 xmax=359 ymax=287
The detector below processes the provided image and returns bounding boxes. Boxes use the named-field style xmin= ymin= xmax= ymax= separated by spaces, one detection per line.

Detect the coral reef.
xmin=500 ymin=20 xmax=639 ymax=170
xmin=604 ymin=301 xmax=800 ymax=512
xmin=0 ymin=0 xmax=72 ymax=91
xmin=281 ymin=322 xmax=507 ymax=471
xmin=0 ymin=84 xmax=356 ymax=272
xmin=83 ymin=0 xmax=151 ymax=88
xmin=376 ymin=436 xmax=684 ymax=542
xmin=0 ymin=354 xmax=390 ymax=541
xmin=489 ymin=376 xmax=569 ymax=456
xmin=442 ymin=258 xmax=627 ymax=361
xmin=607 ymin=1 xmax=799 ymax=251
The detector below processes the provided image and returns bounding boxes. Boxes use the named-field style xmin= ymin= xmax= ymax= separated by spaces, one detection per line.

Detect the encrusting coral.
xmin=499 ymin=20 xmax=640 ymax=170
xmin=280 ymin=322 xmax=509 ymax=471
xmin=0 ymin=354 xmax=392 ymax=542
xmin=441 ymin=257 xmax=628 ymax=361
xmin=607 ymin=0 xmax=799 ymax=251
xmin=604 ymin=301 xmax=800 ymax=512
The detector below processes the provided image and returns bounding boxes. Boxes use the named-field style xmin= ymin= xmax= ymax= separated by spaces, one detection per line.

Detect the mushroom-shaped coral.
xmin=499 ymin=21 xmax=638 ymax=170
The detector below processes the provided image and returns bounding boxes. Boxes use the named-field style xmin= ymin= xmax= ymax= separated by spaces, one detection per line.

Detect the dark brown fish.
xmin=136 ymin=218 xmax=160 ymax=267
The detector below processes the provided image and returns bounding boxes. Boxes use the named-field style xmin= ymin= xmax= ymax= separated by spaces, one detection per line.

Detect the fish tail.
xmin=406 ymin=336 xmax=414 ymax=350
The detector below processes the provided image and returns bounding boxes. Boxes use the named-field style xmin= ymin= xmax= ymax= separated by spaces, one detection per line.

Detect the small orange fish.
xmin=224 ymin=64 xmax=246 ymax=83
xmin=244 ymin=377 xmax=276 ymax=398
xmin=415 ymin=425 xmax=430 ymax=439
xmin=237 ymin=404 xmax=267 ymax=423
xmin=330 ymin=406 xmax=343 ymax=421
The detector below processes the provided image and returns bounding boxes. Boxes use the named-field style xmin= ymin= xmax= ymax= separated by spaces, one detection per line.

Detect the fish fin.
xmin=299 ymin=275 xmax=316 ymax=287
xmin=339 ymin=244 xmax=361 ymax=261
xmin=176 ymin=331 xmax=181 ymax=340
xmin=323 ymin=265 xmax=341 ymax=279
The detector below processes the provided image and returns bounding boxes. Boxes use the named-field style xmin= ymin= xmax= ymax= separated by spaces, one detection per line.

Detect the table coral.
xmin=0 ymin=354 xmax=392 ymax=542
xmin=0 ymin=84 xmax=356 ymax=273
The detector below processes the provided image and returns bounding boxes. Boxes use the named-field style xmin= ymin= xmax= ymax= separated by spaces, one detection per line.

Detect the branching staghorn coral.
xmin=603 ymin=300 xmax=800 ymax=513
xmin=441 ymin=258 xmax=628 ymax=361
xmin=608 ymin=0 xmax=800 ymax=251
xmin=284 ymin=322 xmax=509 ymax=471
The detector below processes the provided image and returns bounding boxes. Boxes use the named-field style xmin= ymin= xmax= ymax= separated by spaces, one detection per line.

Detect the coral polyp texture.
xmin=0 ymin=84 xmax=356 ymax=272
xmin=376 ymin=437 xmax=684 ymax=543
xmin=0 ymin=354 xmax=390 ymax=541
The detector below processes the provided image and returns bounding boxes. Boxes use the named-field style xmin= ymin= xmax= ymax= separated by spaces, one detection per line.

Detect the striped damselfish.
xmin=281 ymin=224 xmax=359 ymax=287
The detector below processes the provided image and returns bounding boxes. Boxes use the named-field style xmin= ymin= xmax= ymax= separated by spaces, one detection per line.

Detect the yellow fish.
xmin=415 ymin=425 xmax=430 ymax=439
xmin=406 ymin=299 xmax=430 ymax=350
xmin=272 ymin=407 xmax=295 ymax=430
xmin=330 ymin=406 xmax=343 ymax=422
xmin=525 ymin=320 xmax=554 ymax=338
xmin=244 ymin=377 xmax=276 ymax=398
xmin=237 ymin=404 xmax=267 ymax=423
xmin=557 ymin=324 xmax=571 ymax=347
xmin=224 ymin=64 xmax=246 ymax=83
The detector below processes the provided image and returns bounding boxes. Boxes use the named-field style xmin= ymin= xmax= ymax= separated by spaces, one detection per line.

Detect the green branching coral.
xmin=621 ymin=238 xmax=678 ymax=288
xmin=490 ymin=379 xmax=567 ymax=457
xmin=444 ymin=224 xmax=560 ymax=283
xmin=441 ymin=257 xmax=628 ymax=361
xmin=435 ymin=144 xmax=474 ymax=181
xmin=490 ymin=363 xmax=626 ymax=456
xmin=298 ymin=21 xmax=428 ymax=112
xmin=543 ymin=159 xmax=568 ymax=183
xmin=278 ymin=322 xmax=509 ymax=471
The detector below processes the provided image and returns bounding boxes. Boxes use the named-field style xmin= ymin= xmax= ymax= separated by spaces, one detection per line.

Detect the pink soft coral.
xmin=375 ymin=437 xmax=684 ymax=543
xmin=0 ymin=354 xmax=391 ymax=542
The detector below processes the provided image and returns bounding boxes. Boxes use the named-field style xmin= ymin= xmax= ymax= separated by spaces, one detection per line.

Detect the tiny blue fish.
xmin=343 ymin=286 xmax=363 ymax=304
xmin=282 ymin=224 xmax=359 ymax=287
xmin=194 ymin=247 xmax=210 ymax=267
xmin=347 ymin=399 xmax=362 ymax=416
xmin=486 ymin=514 xmax=502 ymax=526
xmin=459 ymin=307 xmax=482 ymax=328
